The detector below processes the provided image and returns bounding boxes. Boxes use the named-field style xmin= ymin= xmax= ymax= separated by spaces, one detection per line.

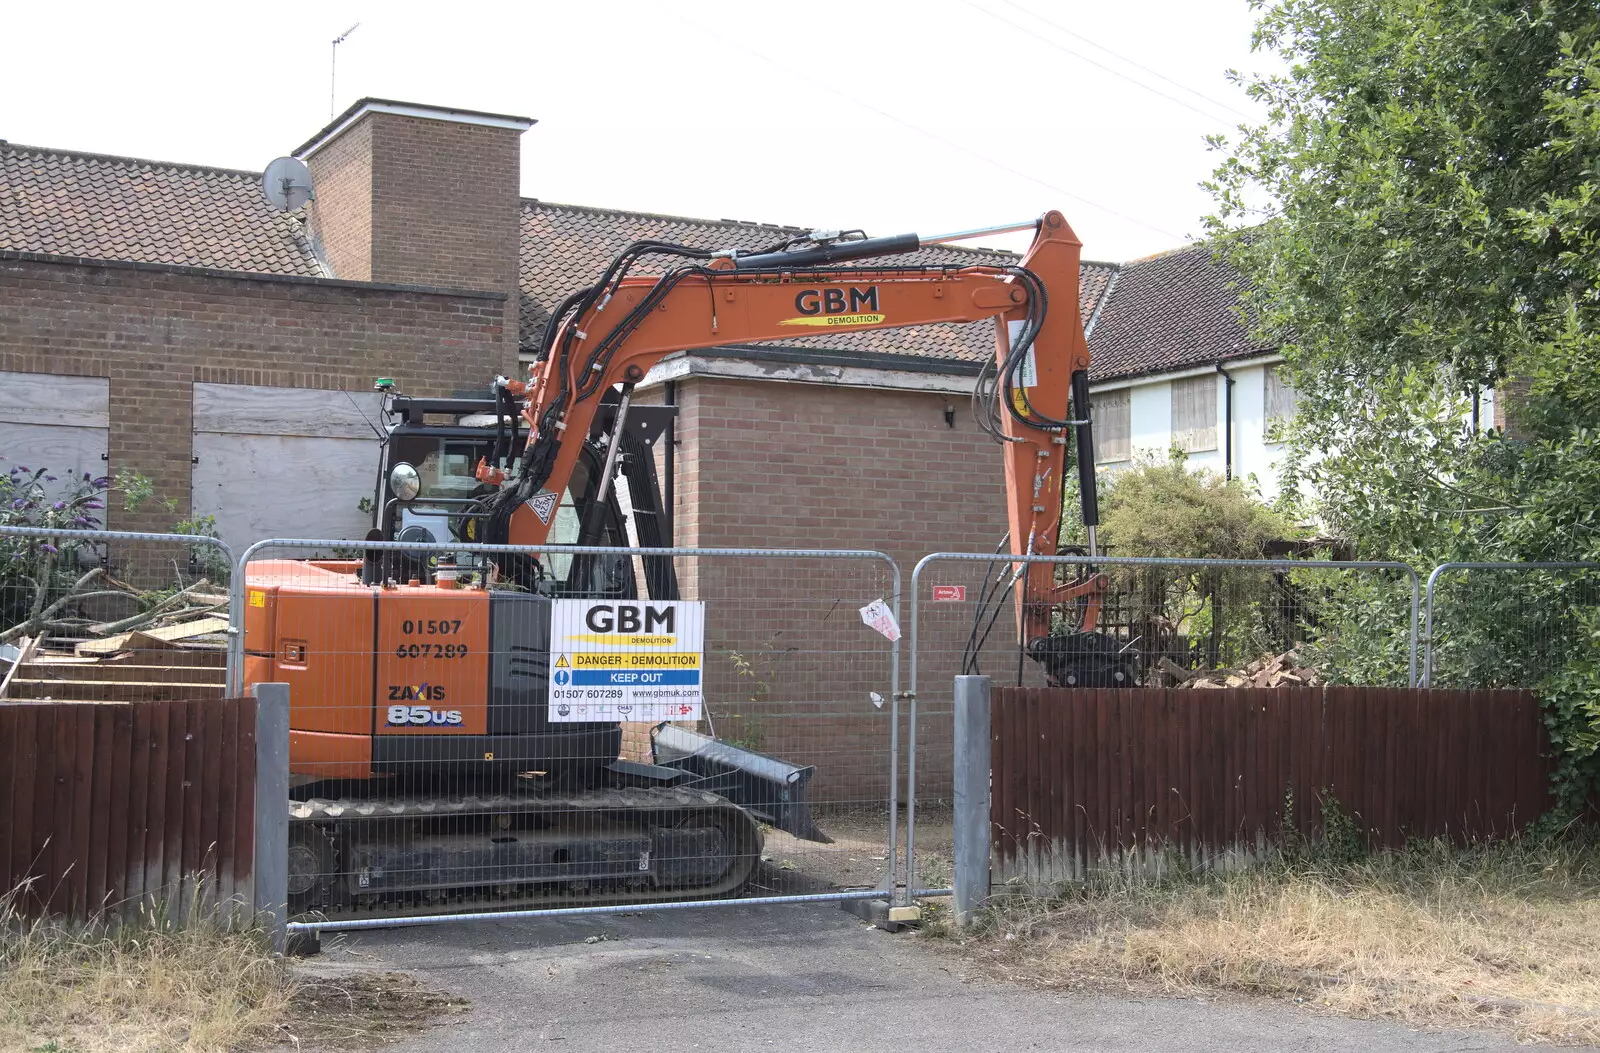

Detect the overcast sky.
xmin=3 ymin=0 xmax=1275 ymax=262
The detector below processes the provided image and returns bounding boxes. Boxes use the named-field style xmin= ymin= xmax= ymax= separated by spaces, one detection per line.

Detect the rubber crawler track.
xmin=289 ymin=785 xmax=765 ymax=921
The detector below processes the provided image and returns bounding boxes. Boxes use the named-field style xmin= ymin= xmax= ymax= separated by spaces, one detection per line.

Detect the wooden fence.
xmin=991 ymin=686 xmax=1553 ymax=883
xmin=0 ymin=696 xmax=257 ymax=923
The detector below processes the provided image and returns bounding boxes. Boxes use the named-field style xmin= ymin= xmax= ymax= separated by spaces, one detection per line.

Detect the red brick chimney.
xmin=294 ymin=99 xmax=534 ymax=369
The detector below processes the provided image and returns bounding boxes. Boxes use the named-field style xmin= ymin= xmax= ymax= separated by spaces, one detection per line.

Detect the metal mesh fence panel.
xmin=232 ymin=538 xmax=902 ymax=927
xmin=1424 ymin=563 xmax=1600 ymax=689
xmin=1 ymin=525 xmax=235 ymax=703
xmin=905 ymin=553 xmax=1420 ymax=892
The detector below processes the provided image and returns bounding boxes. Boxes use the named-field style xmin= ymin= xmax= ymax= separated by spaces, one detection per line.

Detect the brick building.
xmin=0 ymin=98 xmax=1256 ymax=800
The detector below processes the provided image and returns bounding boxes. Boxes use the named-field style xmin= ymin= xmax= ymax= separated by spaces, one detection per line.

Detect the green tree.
xmin=1092 ymin=455 xmax=1301 ymax=672
xmin=1208 ymin=0 xmax=1600 ymax=812
xmin=1100 ymin=453 xmax=1290 ymax=561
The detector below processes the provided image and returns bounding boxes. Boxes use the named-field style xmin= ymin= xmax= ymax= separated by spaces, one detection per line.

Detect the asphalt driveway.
xmin=298 ymin=902 xmax=1556 ymax=1052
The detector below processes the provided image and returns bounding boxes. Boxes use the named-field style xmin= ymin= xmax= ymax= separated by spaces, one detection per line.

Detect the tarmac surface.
xmin=296 ymin=900 xmax=1561 ymax=1052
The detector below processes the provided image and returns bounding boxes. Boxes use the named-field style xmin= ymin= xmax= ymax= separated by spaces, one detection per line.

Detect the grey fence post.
xmin=953 ymin=675 xmax=992 ymax=926
xmin=252 ymin=682 xmax=290 ymax=955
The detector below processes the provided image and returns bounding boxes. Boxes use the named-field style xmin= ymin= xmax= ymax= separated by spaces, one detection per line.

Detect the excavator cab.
xmin=363 ymin=389 xmax=675 ymax=600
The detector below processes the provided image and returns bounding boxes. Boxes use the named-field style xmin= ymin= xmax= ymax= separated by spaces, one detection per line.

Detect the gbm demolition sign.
xmin=546 ymin=600 xmax=705 ymax=723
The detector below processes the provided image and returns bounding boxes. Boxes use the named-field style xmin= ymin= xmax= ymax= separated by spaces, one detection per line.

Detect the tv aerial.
xmin=260 ymin=156 xmax=315 ymax=211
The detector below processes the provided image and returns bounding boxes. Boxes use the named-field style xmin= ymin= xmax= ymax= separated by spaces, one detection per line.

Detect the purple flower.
xmin=44 ymin=475 xmax=57 ymax=482
xmin=10 ymin=499 xmax=24 ymax=510
xmin=84 ymin=500 xmax=104 ymax=510
xmin=16 ymin=466 xmax=28 ymax=473
xmin=52 ymin=501 xmax=65 ymax=511
xmin=92 ymin=477 xmax=111 ymax=489
xmin=40 ymin=543 xmax=57 ymax=554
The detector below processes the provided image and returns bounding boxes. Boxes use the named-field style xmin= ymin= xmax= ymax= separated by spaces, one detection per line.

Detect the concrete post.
xmin=953 ymin=675 xmax=992 ymax=927
xmin=252 ymin=682 xmax=290 ymax=955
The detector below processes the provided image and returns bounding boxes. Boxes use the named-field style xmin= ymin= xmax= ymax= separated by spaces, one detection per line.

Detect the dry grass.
xmin=953 ymin=836 xmax=1600 ymax=1045
xmin=0 ymin=884 xmax=470 ymax=1053
xmin=0 ymin=892 xmax=293 ymax=1053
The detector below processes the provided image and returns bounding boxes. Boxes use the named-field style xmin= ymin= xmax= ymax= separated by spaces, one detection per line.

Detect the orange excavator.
xmin=242 ymin=210 xmax=1126 ymax=914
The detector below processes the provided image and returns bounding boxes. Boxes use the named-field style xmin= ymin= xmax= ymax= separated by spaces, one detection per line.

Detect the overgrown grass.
xmin=953 ymin=833 xmax=1600 ymax=1045
xmin=0 ymin=885 xmax=294 ymax=1053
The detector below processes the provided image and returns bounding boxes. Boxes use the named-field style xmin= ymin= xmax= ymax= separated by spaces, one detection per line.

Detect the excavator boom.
xmin=484 ymin=211 xmax=1104 ymax=651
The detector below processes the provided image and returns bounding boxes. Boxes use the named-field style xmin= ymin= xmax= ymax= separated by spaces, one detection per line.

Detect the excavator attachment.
xmin=651 ymin=723 xmax=832 ymax=844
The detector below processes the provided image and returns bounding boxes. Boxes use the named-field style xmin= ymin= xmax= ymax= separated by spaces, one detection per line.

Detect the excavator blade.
xmin=650 ymin=723 xmax=832 ymax=844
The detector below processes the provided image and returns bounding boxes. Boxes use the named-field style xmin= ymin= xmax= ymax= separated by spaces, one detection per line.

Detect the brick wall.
xmin=659 ymin=376 xmax=1016 ymax=803
xmin=0 ymin=253 xmax=511 ymax=533
xmin=305 ymin=110 xmax=524 ymax=365
xmin=304 ymin=116 xmax=373 ymax=281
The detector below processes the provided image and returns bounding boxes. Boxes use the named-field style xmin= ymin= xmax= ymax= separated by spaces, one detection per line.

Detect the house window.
xmin=1171 ymin=375 xmax=1217 ymax=452
xmin=1092 ymin=388 xmax=1131 ymax=463
xmin=1264 ymin=364 xmax=1297 ymax=441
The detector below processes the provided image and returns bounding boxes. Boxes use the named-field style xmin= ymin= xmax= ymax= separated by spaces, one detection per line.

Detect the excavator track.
xmin=287 ymin=784 xmax=764 ymax=920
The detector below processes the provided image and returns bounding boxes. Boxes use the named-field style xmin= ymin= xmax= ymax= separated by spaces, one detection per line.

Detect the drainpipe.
xmin=1216 ymin=362 xmax=1235 ymax=481
xmin=663 ymin=379 xmax=676 ymax=542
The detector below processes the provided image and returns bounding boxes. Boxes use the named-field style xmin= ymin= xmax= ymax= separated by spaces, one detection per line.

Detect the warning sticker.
xmin=1007 ymin=319 xmax=1038 ymax=387
xmin=527 ymin=489 xmax=559 ymax=524
xmin=248 ymin=590 xmax=266 ymax=608
xmin=547 ymin=600 xmax=705 ymax=723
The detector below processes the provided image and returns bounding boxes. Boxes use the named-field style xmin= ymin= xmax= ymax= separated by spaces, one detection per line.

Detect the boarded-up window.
xmin=1171 ymin=375 xmax=1217 ymax=452
xmin=1092 ymin=389 xmax=1131 ymax=463
xmin=1264 ymin=364 xmax=1297 ymax=441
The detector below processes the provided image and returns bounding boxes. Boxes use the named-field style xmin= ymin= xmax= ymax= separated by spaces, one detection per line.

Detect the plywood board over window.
xmin=1092 ymin=388 xmax=1131 ymax=463
xmin=1265 ymin=363 xmax=1298 ymax=442
xmin=0 ymin=372 xmax=110 ymax=498
xmin=191 ymin=384 xmax=385 ymax=554
xmin=1171 ymin=374 xmax=1217 ymax=453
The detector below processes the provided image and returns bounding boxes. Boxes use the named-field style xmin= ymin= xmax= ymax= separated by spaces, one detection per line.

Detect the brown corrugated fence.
xmin=991 ymin=687 xmax=1552 ymax=880
xmin=0 ymin=697 xmax=257 ymax=922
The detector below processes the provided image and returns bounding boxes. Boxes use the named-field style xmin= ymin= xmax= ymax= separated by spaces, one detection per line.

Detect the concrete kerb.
xmin=229 ymin=536 xmax=908 ymax=932
xmin=906 ymin=551 xmax=1423 ymax=900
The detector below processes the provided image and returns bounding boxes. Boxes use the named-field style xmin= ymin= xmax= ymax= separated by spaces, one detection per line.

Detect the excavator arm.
xmin=479 ymin=210 xmax=1121 ymax=682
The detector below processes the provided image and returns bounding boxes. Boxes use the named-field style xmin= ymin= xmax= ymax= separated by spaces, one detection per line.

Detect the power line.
xmin=670 ymin=12 xmax=1187 ymax=244
xmin=957 ymin=0 xmax=1245 ymax=125
xmin=995 ymin=0 xmax=1255 ymax=120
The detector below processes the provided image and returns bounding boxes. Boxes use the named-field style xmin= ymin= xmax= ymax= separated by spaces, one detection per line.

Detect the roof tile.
xmin=0 ymin=144 xmax=322 ymax=278
xmin=1 ymin=143 xmax=1259 ymax=382
xmin=1085 ymin=243 xmax=1269 ymax=382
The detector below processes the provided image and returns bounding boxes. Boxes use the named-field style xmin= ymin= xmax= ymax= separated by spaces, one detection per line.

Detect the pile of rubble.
xmin=1156 ymin=647 xmax=1322 ymax=689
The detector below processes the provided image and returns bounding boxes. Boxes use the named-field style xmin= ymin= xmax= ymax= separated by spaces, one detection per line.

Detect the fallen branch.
xmin=88 ymin=579 xmax=215 ymax=636
xmin=0 ymin=567 xmax=111 ymax=644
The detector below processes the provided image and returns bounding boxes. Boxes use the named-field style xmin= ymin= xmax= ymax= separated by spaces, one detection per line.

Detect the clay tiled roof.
xmin=1 ymin=141 xmax=1263 ymax=381
xmin=520 ymin=200 xmax=1119 ymax=362
xmin=0 ymin=143 xmax=322 ymax=277
xmin=1085 ymin=242 xmax=1270 ymax=383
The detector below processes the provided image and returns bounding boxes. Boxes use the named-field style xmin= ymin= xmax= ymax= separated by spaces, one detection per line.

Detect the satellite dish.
xmin=261 ymin=156 xmax=314 ymax=211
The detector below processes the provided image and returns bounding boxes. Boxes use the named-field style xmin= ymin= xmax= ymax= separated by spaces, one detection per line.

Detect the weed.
xmin=956 ymin=831 xmax=1600 ymax=1044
